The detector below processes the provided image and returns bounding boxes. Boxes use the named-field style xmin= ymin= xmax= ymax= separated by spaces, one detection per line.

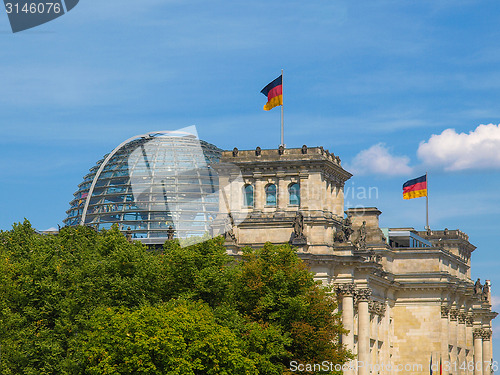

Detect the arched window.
xmin=243 ymin=184 xmax=254 ymax=207
xmin=265 ymin=184 xmax=277 ymax=206
xmin=289 ymin=183 xmax=300 ymax=205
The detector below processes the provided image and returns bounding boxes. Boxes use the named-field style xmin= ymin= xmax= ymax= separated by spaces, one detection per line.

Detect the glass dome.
xmin=64 ymin=130 xmax=222 ymax=243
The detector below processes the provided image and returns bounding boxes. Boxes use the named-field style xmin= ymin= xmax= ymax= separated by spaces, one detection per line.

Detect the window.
xmin=243 ymin=184 xmax=254 ymax=207
xmin=265 ymin=184 xmax=277 ymax=206
xmin=289 ymin=183 xmax=300 ymax=205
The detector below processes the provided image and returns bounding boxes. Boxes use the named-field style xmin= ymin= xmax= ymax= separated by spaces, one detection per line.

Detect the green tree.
xmin=231 ymin=242 xmax=353 ymax=374
xmin=0 ymin=221 xmax=352 ymax=374
xmin=73 ymin=300 xmax=257 ymax=375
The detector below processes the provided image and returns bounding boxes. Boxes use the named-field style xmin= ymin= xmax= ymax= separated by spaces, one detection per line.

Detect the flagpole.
xmin=281 ymin=68 xmax=284 ymax=147
xmin=426 ymin=171 xmax=429 ymax=230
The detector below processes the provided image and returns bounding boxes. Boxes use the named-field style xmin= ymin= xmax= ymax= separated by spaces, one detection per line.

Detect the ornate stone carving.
xmin=335 ymin=283 xmax=356 ymax=297
xmin=458 ymin=312 xmax=467 ymax=324
xmin=474 ymin=278 xmax=482 ymax=295
xmin=466 ymin=315 xmax=474 ymax=326
xmin=167 ymin=225 xmax=175 ymax=240
xmin=473 ymin=328 xmax=483 ymax=339
xmin=223 ymin=213 xmax=236 ymax=242
xmin=441 ymin=305 xmax=450 ymax=318
xmin=369 ymin=301 xmax=386 ymax=316
xmin=449 ymin=308 xmax=459 ymax=321
xmin=482 ymin=283 xmax=490 ymax=302
xmin=356 ymin=288 xmax=372 ymax=302
xmin=356 ymin=221 xmax=367 ymax=249
xmin=334 ymin=216 xmax=354 ymax=243
xmin=290 ymin=211 xmax=307 ymax=245
xmin=481 ymin=329 xmax=492 ymax=341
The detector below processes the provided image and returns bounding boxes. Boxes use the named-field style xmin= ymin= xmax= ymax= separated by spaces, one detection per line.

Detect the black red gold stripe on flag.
xmin=403 ymin=175 xmax=427 ymax=200
xmin=261 ymin=75 xmax=283 ymax=111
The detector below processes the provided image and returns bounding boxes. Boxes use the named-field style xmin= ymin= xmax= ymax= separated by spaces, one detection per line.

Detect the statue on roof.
xmin=357 ymin=221 xmax=367 ymax=249
xmin=474 ymin=278 xmax=482 ymax=295
xmin=482 ymin=282 xmax=490 ymax=302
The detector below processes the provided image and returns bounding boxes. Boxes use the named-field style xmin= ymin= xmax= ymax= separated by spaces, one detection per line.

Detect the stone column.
xmin=482 ymin=329 xmax=492 ymax=374
xmin=474 ymin=328 xmax=483 ymax=375
xmin=357 ymin=288 xmax=372 ymax=375
xmin=441 ymin=305 xmax=450 ymax=375
xmin=337 ymin=284 xmax=356 ymax=375
xmin=466 ymin=315 xmax=474 ymax=375
xmin=450 ymin=308 xmax=459 ymax=365
xmin=458 ymin=312 xmax=467 ymax=375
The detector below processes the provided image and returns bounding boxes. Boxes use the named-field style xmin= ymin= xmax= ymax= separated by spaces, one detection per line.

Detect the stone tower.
xmin=213 ymin=145 xmax=352 ymax=253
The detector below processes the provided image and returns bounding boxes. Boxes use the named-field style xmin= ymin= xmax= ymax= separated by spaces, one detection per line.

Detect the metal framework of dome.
xmin=64 ymin=130 xmax=222 ymax=244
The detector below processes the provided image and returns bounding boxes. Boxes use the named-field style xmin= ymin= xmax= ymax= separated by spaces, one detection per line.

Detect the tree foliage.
xmin=0 ymin=220 xmax=352 ymax=374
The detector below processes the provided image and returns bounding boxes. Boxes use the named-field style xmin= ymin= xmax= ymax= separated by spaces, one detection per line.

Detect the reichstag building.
xmin=65 ymin=130 xmax=496 ymax=375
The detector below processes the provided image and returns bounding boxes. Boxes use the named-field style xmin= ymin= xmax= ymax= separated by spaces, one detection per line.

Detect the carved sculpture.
xmin=290 ymin=211 xmax=307 ymax=245
xmin=356 ymin=221 xmax=367 ymax=249
xmin=474 ymin=278 xmax=482 ymax=295
xmin=334 ymin=216 xmax=354 ymax=243
xmin=482 ymin=282 xmax=490 ymax=302
xmin=167 ymin=225 xmax=175 ymax=240
xmin=223 ymin=213 xmax=236 ymax=242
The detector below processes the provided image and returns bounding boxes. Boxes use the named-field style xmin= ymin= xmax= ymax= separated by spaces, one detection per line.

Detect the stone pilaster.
xmin=357 ymin=288 xmax=372 ymax=375
xmin=450 ymin=308 xmax=459 ymax=365
xmin=458 ymin=312 xmax=467 ymax=375
xmin=466 ymin=315 xmax=474 ymax=375
xmin=441 ymin=305 xmax=451 ymax=375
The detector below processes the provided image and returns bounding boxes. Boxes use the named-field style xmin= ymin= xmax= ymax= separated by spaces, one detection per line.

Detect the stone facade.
xmin=213 ymin=146 xmax=497 ymax=375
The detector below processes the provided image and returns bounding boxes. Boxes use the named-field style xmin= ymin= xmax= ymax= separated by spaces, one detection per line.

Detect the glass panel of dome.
xmin=64 ymin=130 xmax=233 ymax=246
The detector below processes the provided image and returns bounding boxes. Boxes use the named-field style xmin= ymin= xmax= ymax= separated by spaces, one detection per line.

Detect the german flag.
xmin=403 ymin=175 xmax=427 ymax=200
xmin=261 ymin=75 xmax=282 ymax=111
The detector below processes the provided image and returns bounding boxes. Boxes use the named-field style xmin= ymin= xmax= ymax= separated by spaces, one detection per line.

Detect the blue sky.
xmin=2 ymin=0 xmax=500 ymax=361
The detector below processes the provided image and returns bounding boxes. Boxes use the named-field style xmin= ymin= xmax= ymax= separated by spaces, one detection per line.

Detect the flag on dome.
xmin=261 ymin=75 xmax=283 ymax=111
xmin=403 ymin=175 xmax=427 ymax=200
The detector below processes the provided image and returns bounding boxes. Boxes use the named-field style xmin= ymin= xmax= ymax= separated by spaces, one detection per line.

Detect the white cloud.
xmin=417 ymin=124 xmax=500 ymax=171
xmin=348 ymin=143 xmax=413 ymax=176
xmin=491 ymin=295 xmax=500 ymax=309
